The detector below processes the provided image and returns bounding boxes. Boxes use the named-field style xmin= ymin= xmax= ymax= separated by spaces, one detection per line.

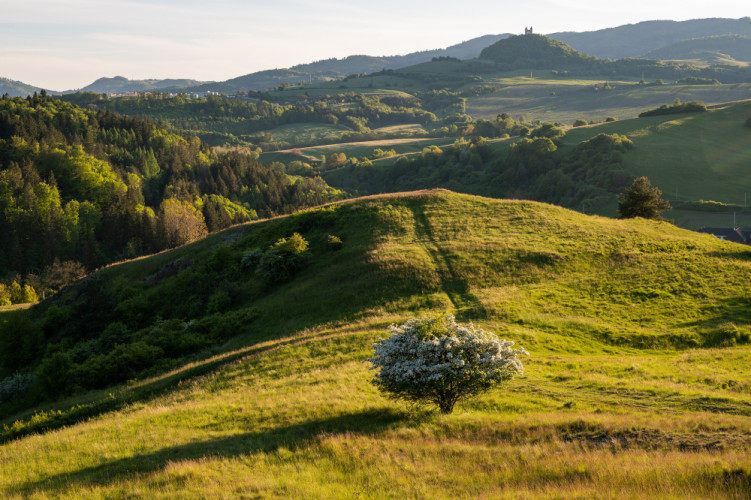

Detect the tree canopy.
xmin=617 ymin=176 xmax=672 ymax=220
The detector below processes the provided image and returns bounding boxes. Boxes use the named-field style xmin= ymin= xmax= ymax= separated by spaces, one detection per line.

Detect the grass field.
xmin=466 ymin=80 xmax=751 ymax=124
xmin=2 ymin=191 xmax=751 ymax=498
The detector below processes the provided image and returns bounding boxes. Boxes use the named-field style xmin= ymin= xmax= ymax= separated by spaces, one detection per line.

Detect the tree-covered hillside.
xmin=0 ymin=78 xmax=52 ymax=99
xmin=0 ymin=94 xmax=341 ymax=286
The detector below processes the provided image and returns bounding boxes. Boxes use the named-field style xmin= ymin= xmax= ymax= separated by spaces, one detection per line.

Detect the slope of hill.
xmin=0 ymin=77 xmax=52 ymax=98
xmin=644 ymin=34 xmax=751 ymax=66
xmin=561 ymin=99 xmax=751 ymax=209
xmin=1 ymin=190 xmax=751 ymax=497
xmin=550 ymin=17 xmax=751 ymax=60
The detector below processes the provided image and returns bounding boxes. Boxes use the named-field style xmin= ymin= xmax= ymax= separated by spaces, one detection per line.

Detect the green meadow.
xmin=2 ymin=191 xmax=751 ymax=498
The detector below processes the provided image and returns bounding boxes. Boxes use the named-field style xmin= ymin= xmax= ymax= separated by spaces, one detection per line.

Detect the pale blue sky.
xmin=1 ymin=0 xmax=748 ymax=90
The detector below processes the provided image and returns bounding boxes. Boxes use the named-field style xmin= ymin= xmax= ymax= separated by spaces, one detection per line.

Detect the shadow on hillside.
xmin=681 ymin=296 xmax=751 ymax=338
xmin=706 ymin=250 xmax=751 ymax=261
xmin=0 ymin=339 xmax=291 ymax=445
xmin=11 ymin=408 xmax=408 ymax=496
xmin=408 ymin=202 xmax=488 ymax=320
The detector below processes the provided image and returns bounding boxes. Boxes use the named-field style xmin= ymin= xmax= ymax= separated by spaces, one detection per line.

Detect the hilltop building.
xmin=524 ymin=27 xmax=534 ymax=35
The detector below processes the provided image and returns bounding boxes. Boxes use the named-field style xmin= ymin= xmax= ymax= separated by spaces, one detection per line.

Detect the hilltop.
xmin=2 ymin=190 xmax=751 ymax=497
xmin=479 ymin=34 xmax=595 ymax=69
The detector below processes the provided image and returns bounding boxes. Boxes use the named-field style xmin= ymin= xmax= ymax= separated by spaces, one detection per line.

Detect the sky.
xmin=1 ymin=0 xmax=749 ymax=90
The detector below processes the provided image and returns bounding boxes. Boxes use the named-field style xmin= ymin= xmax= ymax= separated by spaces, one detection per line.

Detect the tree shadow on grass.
xmin=408 ymin=201 xmax=488 ymax=320
xmin=10 ymin=407 xmax=408 ymax=497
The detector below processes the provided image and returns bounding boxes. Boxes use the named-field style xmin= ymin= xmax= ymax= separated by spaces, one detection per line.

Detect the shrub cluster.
xmin=257 ymin=233 xmax=310 ymax=282
xmin=639 ymin=99 xmax=707 ymax=117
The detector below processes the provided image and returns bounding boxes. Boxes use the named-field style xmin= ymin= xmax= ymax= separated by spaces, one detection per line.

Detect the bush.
xmin=241 ymin=248 xmax=262 ymax=268
xmin=573 ymin=119 xmax=588 ymax=127
xmin=0 ymin=372 xmax=36 ymax=404
xmin=367 ymin=315 xmax=528 ymax=414
xmin=327 ymin=234 xmax=343 ymax=251
xmin=257 ymin=233 xmax=310 ymax=282
xmin=605 ymin=117 xmax=617 ymax=122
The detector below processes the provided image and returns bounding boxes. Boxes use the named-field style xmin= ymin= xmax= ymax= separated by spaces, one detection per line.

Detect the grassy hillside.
xmin=561 ymin=99 xmax=751 ymax=207
xmin=2 ymin=191 xmax=751 ymax=497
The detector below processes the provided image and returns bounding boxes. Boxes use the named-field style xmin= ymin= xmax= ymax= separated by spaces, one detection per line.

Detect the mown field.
xmin=2 ymin=191 xmax=751 ymax=498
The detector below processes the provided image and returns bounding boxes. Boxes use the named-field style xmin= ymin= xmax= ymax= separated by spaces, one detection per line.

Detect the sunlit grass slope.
xmin=3 ymin=190 xmax=751 ymax=498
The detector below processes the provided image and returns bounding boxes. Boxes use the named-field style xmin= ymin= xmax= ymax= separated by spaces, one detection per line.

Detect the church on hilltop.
xmin=524 ymin=26 xmax=534 ymax=35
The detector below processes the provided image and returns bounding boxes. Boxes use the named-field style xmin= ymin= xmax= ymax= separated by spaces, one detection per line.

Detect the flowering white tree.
xmin=367 ymin=315 xmax=528 ymax=414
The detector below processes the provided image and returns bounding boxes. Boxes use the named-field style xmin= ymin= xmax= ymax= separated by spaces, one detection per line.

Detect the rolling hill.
xmin=1 ymin=190 xmax=751 ymax=497
xmin=479 ymin=34 xmax=596 ymax=69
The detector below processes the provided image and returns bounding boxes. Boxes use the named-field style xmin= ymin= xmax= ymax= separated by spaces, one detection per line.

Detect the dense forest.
xmin=0 ymin=93 xmax=342 ymax=296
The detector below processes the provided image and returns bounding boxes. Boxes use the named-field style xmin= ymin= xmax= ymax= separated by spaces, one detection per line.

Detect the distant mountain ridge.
xmin=75 ymin=76 xmax=210 ymax=94
xmin=187 ymin=34 xmax=512 ymax=93
xmin=549 ymin=17 xmax=751 ymax=59
xmin=5 ymin=17 xmax=751 ymax=96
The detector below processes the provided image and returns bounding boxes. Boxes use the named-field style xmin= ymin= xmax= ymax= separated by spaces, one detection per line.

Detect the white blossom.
xmin=366 ymin=315 xmax=528 ymax=413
